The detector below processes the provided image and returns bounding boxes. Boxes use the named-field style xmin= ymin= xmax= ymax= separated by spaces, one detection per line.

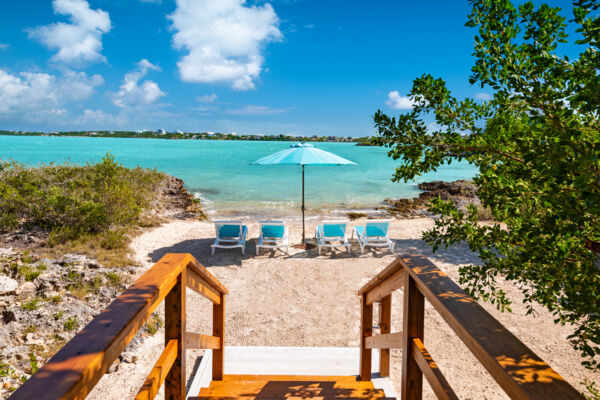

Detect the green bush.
xmin=63 ymin=317 xmax=78 ymax=332
xmin=0 ymin=153 xmax=165 ymax=246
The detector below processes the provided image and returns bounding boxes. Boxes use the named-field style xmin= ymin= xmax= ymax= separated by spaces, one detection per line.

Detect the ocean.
xmin=0 ymin=136 xmax=477 ymax=217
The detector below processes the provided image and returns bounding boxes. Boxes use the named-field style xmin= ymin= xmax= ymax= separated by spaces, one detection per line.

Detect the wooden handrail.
xmin=358 ymin=255 xmax=584 ymax=399
xmin=10 ymin=253 xmax=227 ymax=400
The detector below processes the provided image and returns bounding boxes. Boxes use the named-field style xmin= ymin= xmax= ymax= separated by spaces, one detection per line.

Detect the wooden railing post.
xmin=379 ymin=294 xmax=392 ymax=377
xmin=212 ymin=292 xmax=225 ymax=381
xmin=401 ymin=270 xmax=424 ymax=400
xmin=165 ymin=269 xmax=186 ymax=400
xmin=359 ymin=294 xmax=373 ymax=381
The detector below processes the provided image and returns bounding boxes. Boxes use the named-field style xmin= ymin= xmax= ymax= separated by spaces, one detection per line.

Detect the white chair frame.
xmin=315 ymin=220 xmax=351 ymax=255
xmin=211 ymin=221 xmax=247 ymax=256
xmin=352 ymin=219 xmax=394 ymax=254
xmin=256 ymin=221 xmax=289 ymax=255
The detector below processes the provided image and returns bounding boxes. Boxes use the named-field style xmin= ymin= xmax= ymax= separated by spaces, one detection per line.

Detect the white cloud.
xmin=386 ymin=91 xmax=414 ymax=110
xmin=169 ymin=0 xmax=283 ymax=90
xmin=227 ymin=105 xmax=290 ymax=115
xmin=475 ymin=92 xmax=492 ymax=101
xmin=0 ymin=68 xmax=103 ymax=120
xmin=304 ymin=24 xmax=315 ymax=29
xmin=0 ymin=43 xmax=8 ymax=50
xmin=113 ymin=59 xmax=165 ymax=108
xmin=75 ymin=108 xmax=121 ymax=126
xmin=197 ymin=94 xmax=217 ymax=103
xmin=28 ymin=0 xmax=111 ymax=64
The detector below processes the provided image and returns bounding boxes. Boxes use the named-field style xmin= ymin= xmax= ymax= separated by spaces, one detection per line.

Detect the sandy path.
xmin=88 ymin=218 xmax=598 ymax=399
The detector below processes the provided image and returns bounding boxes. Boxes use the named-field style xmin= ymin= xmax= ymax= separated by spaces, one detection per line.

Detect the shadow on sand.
xmin=146 ymin=235 xmax=479 ymax=269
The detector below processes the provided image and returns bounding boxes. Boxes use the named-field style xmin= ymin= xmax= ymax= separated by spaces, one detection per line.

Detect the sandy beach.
xmin=85 ymin=217 xmax=598 ymax=399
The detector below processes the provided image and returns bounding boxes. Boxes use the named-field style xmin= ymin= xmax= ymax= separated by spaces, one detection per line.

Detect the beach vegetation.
xmin=105 ymin=271 xmax=122 ymax=286
xmin=374 ymin=0 xmax=600 ymax=369
xmin=0 ymin=153 xmax=166 ymax=266
xmin=144 ymin=313 xmax=163 ymax=336
xmin=28 ymin=351 xmax=38 ymax=375
xmin=21 ymin=298 xmax=40 ymax=311
xmin=63 ymin=317 xmax=78 ymax=332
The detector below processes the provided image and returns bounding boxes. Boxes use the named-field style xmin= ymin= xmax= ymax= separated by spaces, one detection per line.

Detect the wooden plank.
xmin=411 ymin=338 xmax=458 ymax=400
xmin=165 ymin=268 xmax=186 ymax=400
xmin=359 ymin=294 xmax=373 ymax=381
xmin=187 ymin=257 xmax=228 ymax=294
xmin=365 ymin=332 xmax=402 ymax=349
xmin=400 ymin=255 xmax=584 ymax=400
xmin=135 ymin=339 xmax=178 ymax=400
xmin=10 ymin=253 xmax=192 ymax=400
xmin=220 ymin=375 xmax=361 ymax=382
xmin=186 ymin=268 xmax=221 ymax=304
xmin=185 ymin=332 xmax=221 ymax=350
xmin=212 ymin=293 xmax=225 ymax=381
xmin=358 ymin=258 xmax=403 ymax=295
xmin=366 ymin=268 xmax=404 ymax=305
xmin=401 ymin=272 xmax=424 ymax=400
xmin=199 ymin=381 xmax=384 ymax=397
xmin=379 ymin=295 xmax=391 ymax=377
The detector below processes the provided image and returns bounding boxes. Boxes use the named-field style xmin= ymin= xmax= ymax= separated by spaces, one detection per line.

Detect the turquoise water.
xmin=0 ymin=136 xmax=477 ymax=216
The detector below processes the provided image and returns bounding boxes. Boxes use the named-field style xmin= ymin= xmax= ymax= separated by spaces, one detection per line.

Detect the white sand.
xmin=88 ymin=217 xmax=598 ymax=399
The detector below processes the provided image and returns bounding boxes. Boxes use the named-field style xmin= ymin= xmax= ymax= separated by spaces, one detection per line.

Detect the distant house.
xmin=156 ymin=129 xmax=167 ymax=135
xmin=87 ymin=132 xmax=99 ymax=136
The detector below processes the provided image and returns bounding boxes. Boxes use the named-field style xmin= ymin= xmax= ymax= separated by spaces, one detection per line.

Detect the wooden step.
xmin=190 ymin=397 xmax=394 ymax=400
xmin=193 ymin=375 xmax=386 ymax=400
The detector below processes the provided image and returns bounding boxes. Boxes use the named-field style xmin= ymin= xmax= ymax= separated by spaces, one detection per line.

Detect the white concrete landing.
xmin=186 ymin=346 xmax=397 ymax=399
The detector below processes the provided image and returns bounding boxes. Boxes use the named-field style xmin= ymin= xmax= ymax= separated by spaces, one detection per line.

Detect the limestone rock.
xmin=16 ymin=282 xmax=36 ymax=299
xmin=0 ymin=276 xmax=18 ymax=295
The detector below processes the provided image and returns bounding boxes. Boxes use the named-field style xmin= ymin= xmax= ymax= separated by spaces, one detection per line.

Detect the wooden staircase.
xmin=190 ymin=374 xmax=389 ymax=400
xmin=11 ymin=254 xmax=585 ymax=400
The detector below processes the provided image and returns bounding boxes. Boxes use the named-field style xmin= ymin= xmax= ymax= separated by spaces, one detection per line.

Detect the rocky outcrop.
xmin=0 ymin=249 xmax=157 ymax=396
xmin=160 ymin=175 xmax=206 ymax=220
xmin=384 ymin=180 xmax=485 ymax=219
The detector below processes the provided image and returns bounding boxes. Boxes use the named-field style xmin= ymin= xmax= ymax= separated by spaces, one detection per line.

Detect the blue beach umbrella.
xmin=251 ymin=142 xmax=357 ymax=247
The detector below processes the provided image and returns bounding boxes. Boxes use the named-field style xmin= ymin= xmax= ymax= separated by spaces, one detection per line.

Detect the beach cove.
xmin=0 ymin=136 xmax=477 ymax=217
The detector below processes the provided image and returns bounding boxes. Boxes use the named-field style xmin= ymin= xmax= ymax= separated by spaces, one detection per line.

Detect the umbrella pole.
xmin=302 ymin=165 xmax=305 ymax=245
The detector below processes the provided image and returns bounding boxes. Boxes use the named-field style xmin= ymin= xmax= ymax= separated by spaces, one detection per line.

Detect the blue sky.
xmin=0 ymin=0 xmax=579 ymax=136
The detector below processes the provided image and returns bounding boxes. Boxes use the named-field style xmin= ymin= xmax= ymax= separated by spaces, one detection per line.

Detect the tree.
xmin=373 ymin=0 xmax=600 ymax=369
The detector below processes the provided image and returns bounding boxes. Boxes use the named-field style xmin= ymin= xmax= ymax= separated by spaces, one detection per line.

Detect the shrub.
xmin=0 ymin=153 xmax=165 ymax=244
xmin=105 ymin=271 xmax=122 ymax=286
xmin=21 ymin=298 xmax=40 ymax=311
xmin=63 ymin=317 xmax=78 ymax=332
xmin=144 ymin=313 xmax=163 ymax=336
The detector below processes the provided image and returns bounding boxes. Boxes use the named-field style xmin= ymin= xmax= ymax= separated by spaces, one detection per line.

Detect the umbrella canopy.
xmin=252 ymin=142 xmax=357 ymax=166
xmin=251 ymin=142 xmax=357 ymax=247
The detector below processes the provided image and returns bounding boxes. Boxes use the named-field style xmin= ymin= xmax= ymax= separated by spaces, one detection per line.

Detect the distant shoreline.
xmin=0 ymin=130 xmax=374 ymax=145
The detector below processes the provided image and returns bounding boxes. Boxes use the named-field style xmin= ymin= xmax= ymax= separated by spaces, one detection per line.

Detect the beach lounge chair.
xmin=353 ymin=219 xmax=394 ymax=254
xmin=211 ymin=221 xmax=247 ymax=256
xmin=315 ymin=220 xmax=351 ymax=255
xmin=256 ymin=221 xmax=288 ymax=255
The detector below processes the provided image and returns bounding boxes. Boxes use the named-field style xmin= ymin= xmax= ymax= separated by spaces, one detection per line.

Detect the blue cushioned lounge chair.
xmin=315 ymin=220 xmax=351 ymax=255
xmin=212 ymin=221 xmax=247 ymax=256
xmin=256 ymin=221 xmax=288 ymax=255
xmin=353 ymin=219 xmax=394 ymax=254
